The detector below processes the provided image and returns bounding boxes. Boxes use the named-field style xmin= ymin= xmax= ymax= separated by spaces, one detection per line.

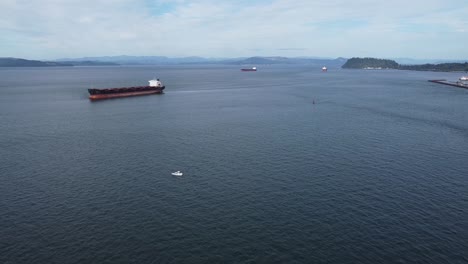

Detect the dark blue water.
xmin=1 ymin=65 xmax=468 ymax=263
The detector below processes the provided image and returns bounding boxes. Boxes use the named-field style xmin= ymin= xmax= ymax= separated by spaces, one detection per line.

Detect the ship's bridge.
xmin=149 ymin=79 xmax=162 ymax=87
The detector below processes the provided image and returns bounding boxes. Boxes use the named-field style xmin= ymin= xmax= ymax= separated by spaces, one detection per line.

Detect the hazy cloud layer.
xmin=0 ymin=0 xmax=467 ymax=59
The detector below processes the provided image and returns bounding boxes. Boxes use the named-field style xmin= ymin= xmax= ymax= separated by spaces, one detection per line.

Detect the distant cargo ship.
xmin=428 ymin=76 xmax=468 ymax=89
xmin=88 ymin=79 xmax=165 ymax=100
xmin=241 ymin=67 xmax=257 ymax=71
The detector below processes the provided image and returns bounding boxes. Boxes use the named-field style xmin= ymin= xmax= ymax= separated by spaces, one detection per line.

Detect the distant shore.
xmin=342 ymin=57 xmax=468 ymax=72
xmin=2 ymin=56 xmax=467 ymax=72
xmin=0 ymin=58 xmax=119 ymax=67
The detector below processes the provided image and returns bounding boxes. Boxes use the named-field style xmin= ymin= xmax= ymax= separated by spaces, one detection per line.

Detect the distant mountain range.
xmin=60 ymin=60 xmax=119 ymax=66
xmin=1 ymin=56 xmax=347 ymax=67
xmin=2 ymin=56 xmax=467 ymax=69
xmin=55 ymin=55 xmax=348 ymax=67
xmin=0 ymin=57 xmax=118 ymax=67
xmin=226 ymin=56 xmax=348 ymax=67
xmin=0 ymin=58 xmax=72 ymax=67
xmin=56 ymin=55 xmax=220 ymax=65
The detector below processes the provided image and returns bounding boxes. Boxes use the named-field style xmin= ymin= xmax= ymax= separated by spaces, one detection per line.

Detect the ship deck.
xmin=428 ymin=80 xmax=468 ymax=89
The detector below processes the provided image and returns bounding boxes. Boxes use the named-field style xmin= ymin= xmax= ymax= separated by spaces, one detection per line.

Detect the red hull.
xmin=89 ymin=90 xmax=163 ymax=101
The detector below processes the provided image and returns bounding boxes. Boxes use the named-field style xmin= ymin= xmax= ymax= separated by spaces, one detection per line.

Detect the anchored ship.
xmin=428 ymin=76 xmax=468 ymax=90
xmin=241 ymin=67 xmax=257 ymax=72
xmin=88 ymin=79 xmax=165 ymax=100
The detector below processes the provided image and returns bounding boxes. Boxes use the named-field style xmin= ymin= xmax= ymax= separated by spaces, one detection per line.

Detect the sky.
xmin=0 ymin=0 xmax=467 ymax=60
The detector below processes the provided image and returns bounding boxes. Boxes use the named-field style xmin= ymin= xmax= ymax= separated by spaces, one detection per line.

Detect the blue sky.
xmin=0 ymin=0 xmax=467 ymax=60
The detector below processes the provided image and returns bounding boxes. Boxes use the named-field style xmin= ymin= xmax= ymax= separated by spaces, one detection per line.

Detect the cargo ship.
xmin=428 ymin=76 xmax=468 ymax=89
xmin=241 ymin=67 xmax=257 ymax=71
xmin=88 ymin=79 xmax=165 ymax=100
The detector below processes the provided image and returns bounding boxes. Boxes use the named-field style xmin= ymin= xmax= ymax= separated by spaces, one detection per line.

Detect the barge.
xmin=88 ymin=79 xmax=165 ymax=100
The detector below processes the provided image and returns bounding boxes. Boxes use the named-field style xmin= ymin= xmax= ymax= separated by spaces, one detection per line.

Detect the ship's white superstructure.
xmin=458 ymin=76 xmax=468 ymax=86
xmin=149 ymin=79 xmax=163 ymax=87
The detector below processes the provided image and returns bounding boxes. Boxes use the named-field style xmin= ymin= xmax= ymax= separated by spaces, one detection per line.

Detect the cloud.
xmin=0 ymin=0 xmax=467 ymax=59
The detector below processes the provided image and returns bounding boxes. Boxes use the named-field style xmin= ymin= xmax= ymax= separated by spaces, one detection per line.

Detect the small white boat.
xmin=171 ymin=171 xmax=183 ymax=176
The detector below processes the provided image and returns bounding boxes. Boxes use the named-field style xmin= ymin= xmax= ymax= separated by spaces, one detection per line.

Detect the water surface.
xmin=1 ymin=65 xmax=467 ymax=263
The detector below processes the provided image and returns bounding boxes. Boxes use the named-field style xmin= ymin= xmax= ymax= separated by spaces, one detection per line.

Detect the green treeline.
xmin=342 ymin=58 xmax=399 ymax=69
xmin=342 ymin=57 xmax=468 ymax=72
xmin=399 ymin=62 xmax=468 ymax=72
